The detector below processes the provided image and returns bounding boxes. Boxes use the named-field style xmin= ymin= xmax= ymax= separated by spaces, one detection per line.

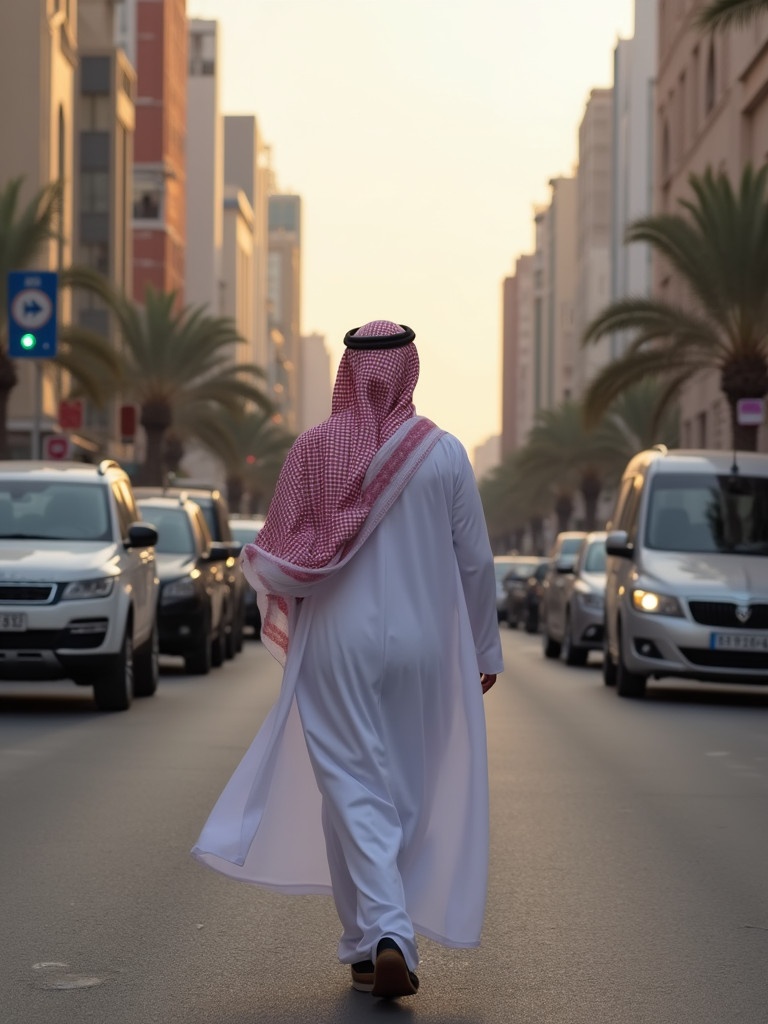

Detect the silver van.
xmin=604 ymin=448 xmax=768 ymax=698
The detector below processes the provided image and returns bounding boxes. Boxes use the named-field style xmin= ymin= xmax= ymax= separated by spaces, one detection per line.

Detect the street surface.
xmin=2 ymin=629 xmax=768 ymax=1023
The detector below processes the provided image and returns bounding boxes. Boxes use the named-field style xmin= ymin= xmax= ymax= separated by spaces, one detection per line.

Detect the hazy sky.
xmin=192 ymin=0 xmax=635 ymax=457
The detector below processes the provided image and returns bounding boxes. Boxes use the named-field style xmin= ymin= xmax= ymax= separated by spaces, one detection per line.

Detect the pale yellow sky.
xmin=193 ymin=0 xmax=635 ymax=456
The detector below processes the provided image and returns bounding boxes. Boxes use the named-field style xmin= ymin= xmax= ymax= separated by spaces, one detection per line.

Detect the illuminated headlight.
xmin=161 ymin=577 xmax=197 ymax=604
xmin=631 ymin=589 xmax=683 ymax=617
xmin=577 ymin=590 xmax=604 ymax=610
xmin=62 ymin=577 xmax=114 ymax=600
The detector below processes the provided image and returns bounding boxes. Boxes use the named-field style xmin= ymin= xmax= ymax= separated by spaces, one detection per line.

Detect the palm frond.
xmin=697 ymin=0 xmax=768 ymax=31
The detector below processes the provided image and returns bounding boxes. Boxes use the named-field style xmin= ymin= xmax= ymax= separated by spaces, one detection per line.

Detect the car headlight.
xmin=161 ymin=577 xmax=198 ymax=604
xmin=62 ymin=577 xmax=115 ymax=600
xmin=631 ymin=588 xmax=683 ymax=617
xmin=577 ymin=590 xmax=604 ymax=610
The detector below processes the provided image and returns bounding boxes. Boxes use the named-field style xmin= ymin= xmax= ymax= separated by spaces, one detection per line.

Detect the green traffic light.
xmin=20 ymin=333 xmax=37 ymax=351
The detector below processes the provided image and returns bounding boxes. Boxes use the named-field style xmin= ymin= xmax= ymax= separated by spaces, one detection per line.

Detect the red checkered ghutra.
xmin=240 ymin=321 xmax=444 ymax=663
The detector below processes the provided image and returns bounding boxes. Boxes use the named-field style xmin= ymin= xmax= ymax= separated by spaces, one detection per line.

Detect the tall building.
xmin=575 ymin=88 xmax=614 ymax=395
xmin=501 ymin=253 xmax=535 ymax=458
xmin=224 ymin=115 xmax=272 ymax=369
xmin=0 ymin=0 xmax=78 ymax=456
xmin=612 ymin=0 xmax=657 ymax=341
xmin=268 ymin=194 xmax=302 ymax=431
xmin=299 ymin=332 xmax=332 ymax=430
xmin=533 ymin=177 xmax=578 ymax=414
xmin=222 ymin=186 xmax=254 ymax=362
xmin=654 ymin=1 xmax=768 ymax=451
xmin=74 ymin=0 xmax=136 ymax=452
xmin=186 ymin=18 xmax=222 ymax=315
xmin=116 ymin=0 xmax=187 ymax=302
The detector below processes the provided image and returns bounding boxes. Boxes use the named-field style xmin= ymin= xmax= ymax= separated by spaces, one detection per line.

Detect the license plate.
xmin=710 ymin=632 xmax=768 ymax=652
xmin=0 ymin=613 xmax=26 ymax=631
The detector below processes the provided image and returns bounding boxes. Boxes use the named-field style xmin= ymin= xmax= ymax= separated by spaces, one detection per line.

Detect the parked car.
xmin=229 ymin=516 xmax=265 ymax=637
xmin=494 ymin=555 xmax=518 ymax=622
xmin=604 ymin=447 xmax=768 ymax=698
xmin=502 ymin=557 xmax=549 ymax=630
xmin=542 ymin=532 xmax=606 ymax=665
xmin=0 ymin=460 xmax=159 ymax=711
xmin=135 ymin=485 xmax=245 ymax=658
xmin=138 ymin=496 xmax=230 ymax=674
xmin=540 ymin=531 xmax=588 ymax=654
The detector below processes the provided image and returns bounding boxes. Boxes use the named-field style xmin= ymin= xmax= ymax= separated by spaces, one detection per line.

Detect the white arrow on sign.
xmin=10 ymin=289 xmax=53 ymax=330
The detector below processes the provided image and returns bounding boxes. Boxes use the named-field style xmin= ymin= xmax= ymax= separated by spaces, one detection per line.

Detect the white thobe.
xmin=192 ymin=433 xmax=504 ymax=970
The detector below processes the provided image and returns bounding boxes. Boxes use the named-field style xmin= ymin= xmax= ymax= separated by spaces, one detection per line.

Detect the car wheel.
xmin=211 ymin=629 xmax=225 ymax=668
xmin=93 ymin=628 xmax=134 ymax=712
xmin=616 ymin=625 xmax=647 ymax=699
xmin=185 ymin=626 xmax=212 ymax=676
xmin=133 ymin=623 xmax=159 ymax=697
xmin=602 ymin=634 xmax=617 ymax=687
xmin=543 ymin=629 xmax=561 ymax=659
xmin=562 ymin=612 xmax=588 ymax=667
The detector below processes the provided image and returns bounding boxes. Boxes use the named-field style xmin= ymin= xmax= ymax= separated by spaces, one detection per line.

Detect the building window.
xmin=132 ymin=171 xmax=164 ymax=220
xmin=81 ymin=56 xmax=111 ymax=95
xmin=705 ymin=42 xmax=716 ymax=114
xmin=81 ymin=131 xmax=110 ymax=171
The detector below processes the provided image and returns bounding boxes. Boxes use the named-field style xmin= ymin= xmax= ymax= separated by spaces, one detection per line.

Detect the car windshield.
xmin=193 ymin=499 xmax=217 ymax=538
xmin=646 ymin=473 xmax=768 ymax=555
xmin=139 ymin=506 xmax=194 ymax=554
xmin=583 ymin=540 xmax=606 ymax=573
xmin=0 ymin=481 xmax=111 ymax=541
xmin=506 ymin=561 xmax=542 ymax=579
xmin=230 ymin=523 xmax=262 ymax=546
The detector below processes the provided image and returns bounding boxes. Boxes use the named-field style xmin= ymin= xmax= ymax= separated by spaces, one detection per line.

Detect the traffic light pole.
xmin=31 ymin=361 xmax=42 ymax=459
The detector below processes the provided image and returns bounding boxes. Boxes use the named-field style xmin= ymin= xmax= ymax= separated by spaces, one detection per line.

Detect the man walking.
xmin=192 ymin=320 xmax=503 ymax=999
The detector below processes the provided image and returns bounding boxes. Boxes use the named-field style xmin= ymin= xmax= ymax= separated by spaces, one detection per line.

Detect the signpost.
xmin=7 ymin=271 xmax=58 ymax=459
xmin=43 ymin=435 xmax=71 ymax=461
xmin=736 ymin=397 xmax=765 ymax=427
xmin=7 ymin=272 xmax=58 ymax=358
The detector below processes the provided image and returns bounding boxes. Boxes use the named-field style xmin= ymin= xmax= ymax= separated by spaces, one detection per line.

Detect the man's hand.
xmin=480 ymin=673 xmax=497 ymax=694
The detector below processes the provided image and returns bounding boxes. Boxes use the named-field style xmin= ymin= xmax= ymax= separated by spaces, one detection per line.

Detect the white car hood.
xmin=640 ymin=549 xmax=768 ymax=599
xmin=0 ymin=541 xmax=120 ymax=581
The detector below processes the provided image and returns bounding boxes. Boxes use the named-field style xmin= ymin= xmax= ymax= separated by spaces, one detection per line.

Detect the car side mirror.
xmin=205 ymin=541 xmax=231 ymax=563
xmin=126 ymin=522 xmax=158 ymax=548
xmin=606 ymin=530 xmax=633 ymax=558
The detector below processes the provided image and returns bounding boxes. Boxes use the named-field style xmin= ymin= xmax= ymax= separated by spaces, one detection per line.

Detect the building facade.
xmin=116 ymin=0 xmax=187 ymax=302
xmin=74 ymin=0 xmax=136 ymax=454
xmin=500 ymin=253 xmax=536 ymax=457
xmin=654 ymin=0 xmax=768 ymax=451
xmin=224 ymin=115 xmax=271 ymax=370
xmin=268 ymin=194 xmax=302 ymax=431
xmin=186 ymin=18 xmax=222 ymax=315
xmin=575 ymin=88 xmax=614 ymax=396
xmin=299 ymin=332 xmax=332 ymax=430
xmin=612 ymin=0 xmax=657 ymax=343
xmin=0 ymin=0 xmax=79 ymax=455
xmin=222 ymin=187 xmax=254 ymax=362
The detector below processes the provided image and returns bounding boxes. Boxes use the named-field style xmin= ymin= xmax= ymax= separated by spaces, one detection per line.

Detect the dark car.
xmin=135 ymin=485 xmax=246 ymax=658
xmin=137 ymin=496 xmax=230 ymax=675
xmin=502 ymin=556 xmax=549 ymax=630
xmin=540 ymin=531 xmax=588 ymax=656
xmin=229 ymin=516 xmax=265 ymax=637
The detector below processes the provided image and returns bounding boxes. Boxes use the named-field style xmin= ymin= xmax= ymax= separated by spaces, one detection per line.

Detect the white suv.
xmin=0 ymin=460 xmax=159 ymax=711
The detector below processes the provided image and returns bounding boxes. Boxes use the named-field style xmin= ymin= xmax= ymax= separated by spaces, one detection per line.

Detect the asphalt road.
xmin=2 ymin=629 xmax=768 ymax=1023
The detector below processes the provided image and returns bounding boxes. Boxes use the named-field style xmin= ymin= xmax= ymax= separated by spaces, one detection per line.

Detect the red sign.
xmin=120 ymin=404 xmax=137 ymax=441
xmin=58 ymin=399 xmax=82 ymax=430
xmin=44 ymin=435 xmax=70 ymax=460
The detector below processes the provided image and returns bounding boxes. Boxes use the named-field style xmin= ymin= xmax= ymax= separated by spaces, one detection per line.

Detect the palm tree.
xmin=583 ymin=165 xmax=768 ymax=451
xmin=698 ymin=0 xmax=768 ymax=31
xmin=175 ymin=404 xmax=293 ymax=513
xmin=63 ymin=281 xmax=273 ymax=484
xmin=0 ymin=177 xmax=120 ymax=457
xmin=515 ymin=401 xmax=632 ymax=532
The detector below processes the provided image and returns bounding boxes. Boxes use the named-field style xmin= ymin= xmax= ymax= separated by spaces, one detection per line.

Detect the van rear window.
xmin=645 ymin=474 xmax=768 ymax=555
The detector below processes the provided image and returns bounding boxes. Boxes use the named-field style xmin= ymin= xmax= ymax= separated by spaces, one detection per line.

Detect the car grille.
xmin=688 ymin=601 xmax=768 ymax=630
xmin=0 ymin=619 xmax=108 ymax=650
xmin=0 ymin=583 xmax=57 ymax=604
xmin=679 ymin=648 xmax=768 ymax=671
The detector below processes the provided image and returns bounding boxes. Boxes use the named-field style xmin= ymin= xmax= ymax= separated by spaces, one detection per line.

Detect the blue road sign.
xmin=7 ymin=271 xmax=58 ymax=358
